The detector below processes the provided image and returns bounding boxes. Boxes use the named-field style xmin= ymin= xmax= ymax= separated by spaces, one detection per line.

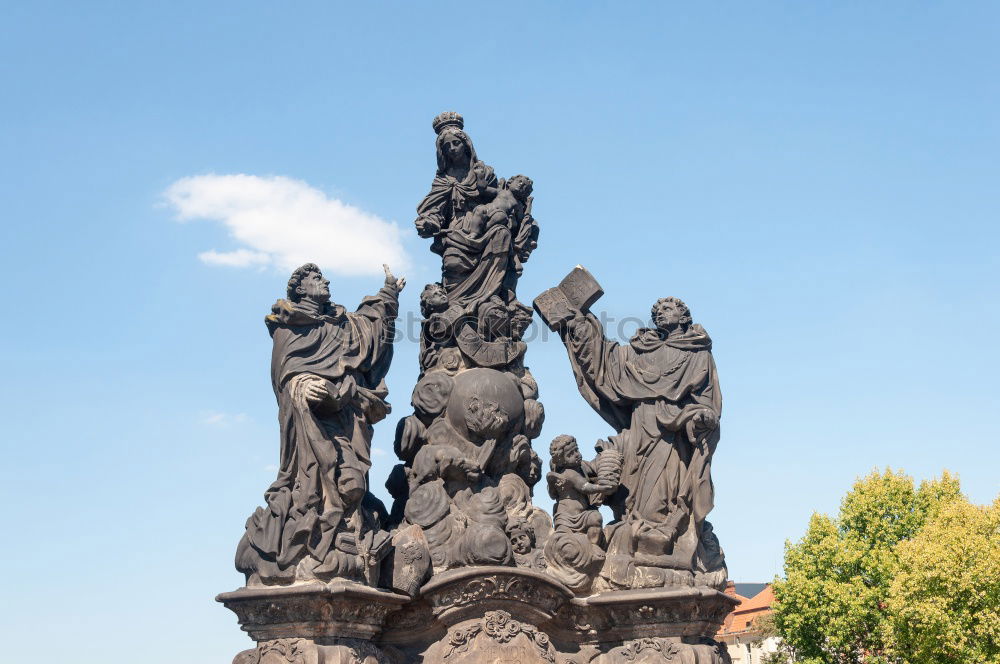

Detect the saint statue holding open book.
xmin=536 ymin=267 xmax=728 ymax=591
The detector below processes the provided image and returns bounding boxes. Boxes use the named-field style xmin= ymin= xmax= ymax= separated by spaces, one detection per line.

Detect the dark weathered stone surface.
xmin=220 ymin=113 xmax=734 ymax=662
xmin=536 ymin=269 xmax=728 ymax=593
xmin=235 ymin=264 xmax=405 ymax=588
xmin=386 ymin=111 xmax=549 ymax=581
xmin=543 ymin=434 xmax=621 ymax=594
xmin=222 ymin=568 xmax=737 ymax=663
xmin=218 ymin=580 xmax=409 ymax=641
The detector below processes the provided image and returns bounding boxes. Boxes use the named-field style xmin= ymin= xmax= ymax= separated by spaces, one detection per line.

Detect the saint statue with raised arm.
xmin=555 ymin=294 xmax=726 ymax=590
xmin=236 ymin=263 xmax=405 ymax=586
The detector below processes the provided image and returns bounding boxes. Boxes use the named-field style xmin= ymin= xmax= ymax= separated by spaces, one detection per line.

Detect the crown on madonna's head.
xmin=432 ymin=111 xmax=464 ymax=134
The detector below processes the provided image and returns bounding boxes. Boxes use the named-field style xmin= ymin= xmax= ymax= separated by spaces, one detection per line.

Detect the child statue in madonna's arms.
xmin=449 ymin=174 xmax=533 ymax=240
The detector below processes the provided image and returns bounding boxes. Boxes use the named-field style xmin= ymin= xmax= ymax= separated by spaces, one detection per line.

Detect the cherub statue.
xmin=507 ymin=518 xmax=546 ymax=570
xmin=546 ymin=435 xmax=614 ymax=546
xmin=418 ymin=282 xmax=459 ymax=374
xmin=509 ymin=299 xmax=534 ymax=343
xmin=420 ymin=282 xmax=449 ymax=318
xmin=543 ymin=434 xmax=621 ymax=594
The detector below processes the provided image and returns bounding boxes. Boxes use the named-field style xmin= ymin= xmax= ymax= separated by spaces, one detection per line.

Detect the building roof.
xmin=735 ymin=585 xmax=775 ymax=614
xmin=734 ymin=582 xmax=768 ymax=599
xmin=718 ymin=583 xmax=776 ymax=637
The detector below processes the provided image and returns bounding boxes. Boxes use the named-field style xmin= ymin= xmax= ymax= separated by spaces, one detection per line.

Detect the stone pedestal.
xmin=220 ymin=569 xmax=738 ymax=663
xmin=218 ymin=581 xmax=409 ymax=663
xmin=554 ymin=586 xmax=739 ymax=663
xmin=399 ymin=567 xmax=572 ymax=663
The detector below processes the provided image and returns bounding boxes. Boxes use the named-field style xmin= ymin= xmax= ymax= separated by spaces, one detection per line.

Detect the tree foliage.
xmin=887 ymin=497 xmax=1000 ymax=663
xmin=770 ymin=469 xmax=969 ymax=664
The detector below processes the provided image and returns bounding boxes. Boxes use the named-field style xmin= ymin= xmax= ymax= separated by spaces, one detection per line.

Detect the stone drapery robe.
xmin=417 ymin=159 xmax=538 ymax=311
xmin=236 ymin=288 xmax=397 ymax=583
xmin=561 ymin=313 xmax=722 ymax=582
xmin=416 ymin=160 xmax=497 ymax=252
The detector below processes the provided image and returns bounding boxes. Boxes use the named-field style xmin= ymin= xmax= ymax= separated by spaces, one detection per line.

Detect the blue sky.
xmin=2 ymin=2 xmax=998 ymax=662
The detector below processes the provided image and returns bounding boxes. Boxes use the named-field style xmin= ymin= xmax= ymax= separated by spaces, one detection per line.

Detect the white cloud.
xmin=201 ymin=410 xmax=250 ymax=427
xmin=164 ymin=174 xmax=409 ymax=276
xmin=198 ymin=248 xmax=270 ymax=268
xmin=371 ymin=446 xmax=387 ymax=457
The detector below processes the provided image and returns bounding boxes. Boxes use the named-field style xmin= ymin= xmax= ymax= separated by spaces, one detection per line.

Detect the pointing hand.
xmin=383 ymin=264 xmax=406 ymax=292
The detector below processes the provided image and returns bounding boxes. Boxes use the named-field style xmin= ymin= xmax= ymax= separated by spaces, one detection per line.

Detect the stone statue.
xmin=497 ymin=471 xmax=552 ymax=551
xmin=415 ymin=112 xmax=539 ymax=311
xmin=543 ymin=435 xmax=621 ymax=594
xmin=220 ymin=115 xmax=737 ymax=664
xmin=235 ymin=263 xmax=405 ymax=586
xmin=385 ymin=112 xmax=549 ymax=575
xmin=536 ymin=268 xmax=727 ymax=591
xmin=414 ymin=111 xmax=498 ymax=244
xmin=416 ymin=282 xmax=454 ymax=376
xmin=507 ymin=518 xmax=547 ymax=570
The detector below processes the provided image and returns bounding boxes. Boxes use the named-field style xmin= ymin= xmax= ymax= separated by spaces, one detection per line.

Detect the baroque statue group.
xmin=219 ymin=113 xmax=737 ymax=664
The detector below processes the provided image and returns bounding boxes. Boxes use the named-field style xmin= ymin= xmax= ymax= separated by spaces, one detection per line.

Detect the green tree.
xmin=752 ymin=613 xmax=798 ymax=664
xmin=771 ymin=469 xmax=962 ymax=664
xmin=886 ymin=497 xmax=1000 ymax=663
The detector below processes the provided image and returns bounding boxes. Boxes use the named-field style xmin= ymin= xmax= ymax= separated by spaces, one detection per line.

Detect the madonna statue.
xmin=414 ymin=112 xmax=538 ymax=311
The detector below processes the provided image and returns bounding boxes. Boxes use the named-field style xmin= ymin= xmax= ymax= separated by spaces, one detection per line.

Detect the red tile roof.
xmin=717 ymin=584 xmax=775 ymax=636
xmin=735 ymin=585 xmax=775 ymax=614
